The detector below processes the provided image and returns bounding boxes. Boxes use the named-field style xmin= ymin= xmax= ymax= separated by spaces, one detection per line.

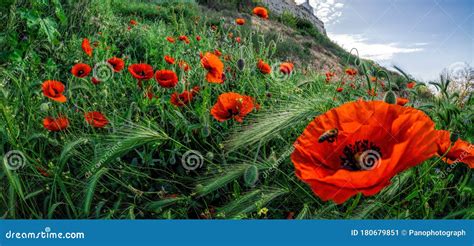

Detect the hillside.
xmin=1 ymin=0 xmax=473 ymax=219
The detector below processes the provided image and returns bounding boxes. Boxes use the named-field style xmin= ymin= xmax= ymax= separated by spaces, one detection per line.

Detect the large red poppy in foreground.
xmin=436 ymin=130 xmax=473 ymax=168
xmin=291 ymin=100 xmax=441 ymax=204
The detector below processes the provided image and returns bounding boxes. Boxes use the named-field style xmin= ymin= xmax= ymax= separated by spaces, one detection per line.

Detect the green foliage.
xmin=1 ymin=0 xmax=472 ymax=220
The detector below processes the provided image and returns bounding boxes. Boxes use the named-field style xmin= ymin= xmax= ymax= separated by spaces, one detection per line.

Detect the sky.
xmin=295 ymin=0 xmax=473 ymax=82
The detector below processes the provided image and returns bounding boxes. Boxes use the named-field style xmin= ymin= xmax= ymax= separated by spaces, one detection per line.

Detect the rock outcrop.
xmin=262 ymin=0 xmax=326 ymax=35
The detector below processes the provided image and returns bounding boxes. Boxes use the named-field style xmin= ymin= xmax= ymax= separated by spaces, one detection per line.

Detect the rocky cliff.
xmin=262 ymin=0 xmax=326 ymax=35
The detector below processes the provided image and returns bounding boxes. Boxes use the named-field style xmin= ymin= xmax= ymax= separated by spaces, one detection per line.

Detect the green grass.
xmin=1 ymin=0 xmax=473 ymax=219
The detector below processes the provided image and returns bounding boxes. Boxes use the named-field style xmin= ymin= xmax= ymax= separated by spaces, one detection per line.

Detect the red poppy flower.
xmin=367 ymin=89 xmax=377 ymax=96
xmin=436 ymin=130 xmax=474 ymax=168
xmin=130 ymin=19 xmax=137 ymax=25
xmin=166 ymin=36 xmax=175 ymax=43
xmin=345 ymin=68 xmax=357 ymax=76
xmin=224 ymin=55 xmax=232 ymax=61
xmin=170 ymin=91 xmax=194 ymax=107
xmin=396 ymin=97 xmax=409 ymax=106
xmin=107 ymin=57 xmax=125 ymax=72
xmin=179 ymin=35 xmax=190 ymax=44
xmin=370 ymin=76 xmax=377 ymax=82
xmin=128 ymin=63 xmax=154 ymax=80
xmin=201 ymin=52 xmax=224 ymax=83
xmin=91 ymin=77 xmax=101 ymax=85
xmin=407 ymin=81 xmax=416 ymax=89
xmin=196 ymin=35 xmax=201 ymax=41
xmin=280 ymin=62 xmax=294 ymax=74
xmin=325 ymin=72 xmax=335 ymax=82
xmin=36 ymin=166 xmax=49 ymax=177
xmin=236 ymin=18 xmax=246 ymax=25
xmin=211 ymin=92 xmax=254 ymax=123
xmin=155 ymin=70 xmax=178 ymax=88
xmin=82 ymin=38 xmax=92 ymax=57
xmin=164 ymin=55 xmax=175 ymax=65
xmin=191 ymin=86 xmax=200 ymax=95
xmin=291 ymin=100 xmax=440 ymax=204
xmin=214 ymin=49 xmax=222 ymax=57
xmin=71 ymin=63 xmax=92 ymax=78
xmin=336 ymin=87 xmax=343 ymax=92
xmin=178 ymin=60 xmax=191 ymax=72
xmin=43 ymin=116 xmax=69 ymax=131
xmin=144 ymin=86 xmax=157 ymax=100
xmin=253 ymin=7 xmax=269 ymax=19
xmin=84 ymin=111 xmax=109 ymax=128
xmin=257 ymin=60 xmax=271 ymax=74
xmin=235 ymin=37 xmax=241 ymax=43
xmin=211 ymin=25 xmax=218 ymax=31
xmin=42 ymin=80 xmax=67 ymax=103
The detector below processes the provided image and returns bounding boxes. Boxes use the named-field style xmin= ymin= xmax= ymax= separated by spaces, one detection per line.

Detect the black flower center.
xmin=340 ymin=140 xmax=382 ymax=171
xmin=226 ymin=108 xmax=239 ymax=118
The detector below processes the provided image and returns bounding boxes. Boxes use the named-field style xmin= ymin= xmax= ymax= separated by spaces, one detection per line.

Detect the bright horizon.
xmin=296 ymin=0 xmax=473 ymax=82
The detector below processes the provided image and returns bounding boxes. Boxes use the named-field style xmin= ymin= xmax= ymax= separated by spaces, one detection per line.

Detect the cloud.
xmin=327 ymin=33 xmax=424 ymax=60
xmin=414 ymin=42 xmax=429 ymax=46
xmin=295 ymin=0 xmax=344 ymax=24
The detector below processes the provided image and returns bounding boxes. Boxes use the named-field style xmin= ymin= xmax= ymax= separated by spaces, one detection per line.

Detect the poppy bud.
xmin=383 ymin=90 xmax=397 ymax=104
xmin=205 ymin=152 xmax=214 ymax=160
xmin=237 ymin=58 xmax=245 ymax=71
xmin=450 ymin=132 xmax=459 ymax=143
xmin=40 ymin=103 xmax=50 ymax=112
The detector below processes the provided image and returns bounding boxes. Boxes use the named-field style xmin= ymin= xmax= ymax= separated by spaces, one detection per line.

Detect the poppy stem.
xmin=347 ymin=48 xmax=360 ymax=67
xmin=377 ymin=70 xmax=392 ymax=89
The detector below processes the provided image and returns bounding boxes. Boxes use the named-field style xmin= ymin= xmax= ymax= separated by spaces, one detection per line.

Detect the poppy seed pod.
xmin=450 ymin=132 xmax=459 ymax=143
xmin=237 ymin=58 xmax=245 ymax=71
xmin=383 ymin=90 xmax=397 ymax=104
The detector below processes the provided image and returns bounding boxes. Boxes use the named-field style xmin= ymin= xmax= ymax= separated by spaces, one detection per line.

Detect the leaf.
xmin=84 ymin=168 xmax=108 ymax=217
xmin=38 ymin=17 xmax=59 ymax=44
